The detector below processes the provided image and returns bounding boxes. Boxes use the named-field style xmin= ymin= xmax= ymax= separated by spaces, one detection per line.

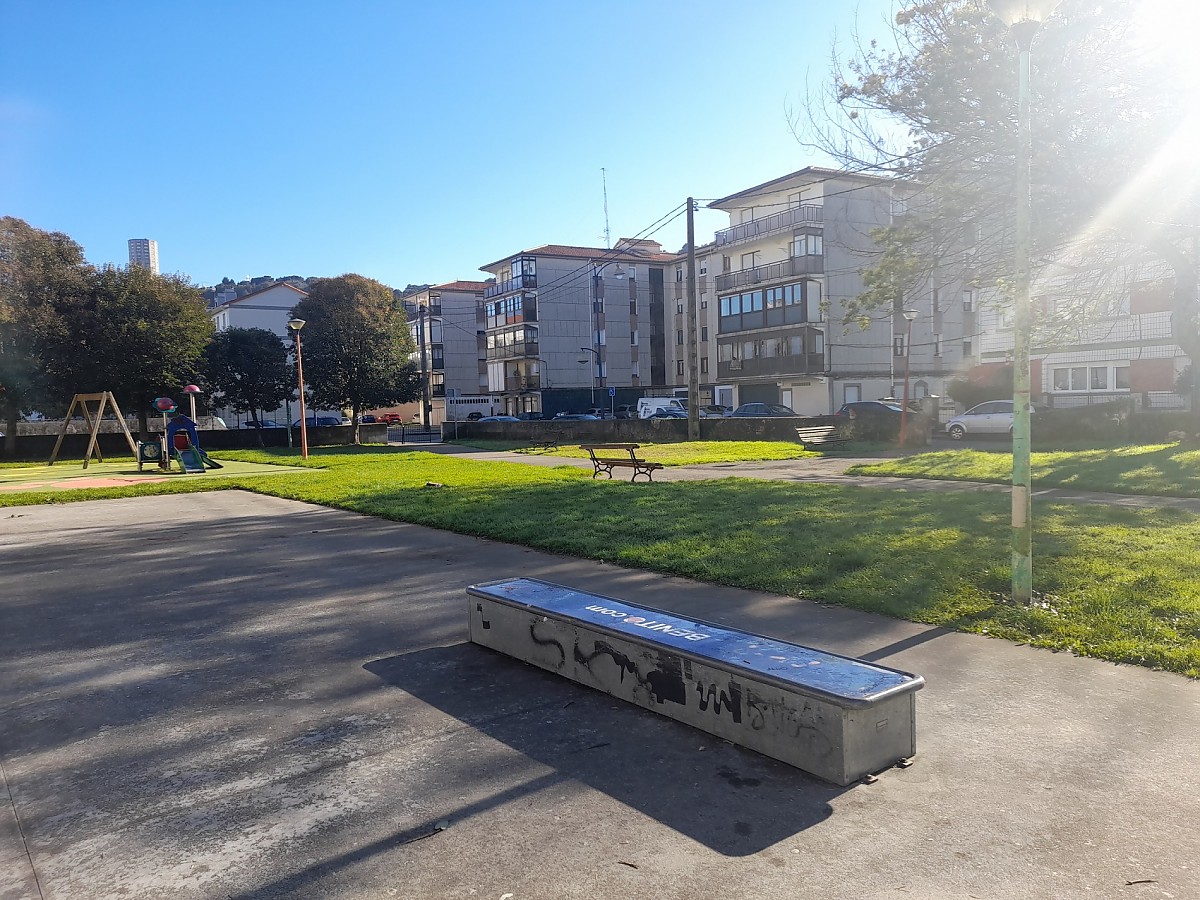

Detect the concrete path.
xmin=1 ymin=491 xmax=1197 ymax=899
xmin=416 ymin=442 xmax=1200 ymax=513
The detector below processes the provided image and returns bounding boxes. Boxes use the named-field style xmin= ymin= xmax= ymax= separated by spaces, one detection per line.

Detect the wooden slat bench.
xmin=579 ymin=443 xmax=663 ymax=482
xmin=528 ymin=439 xmax=559 ymax=452
xmin=795 ymin=425 xmax=849 ymax=449
xmin=467 ymin=577 xmax=924 ymax=786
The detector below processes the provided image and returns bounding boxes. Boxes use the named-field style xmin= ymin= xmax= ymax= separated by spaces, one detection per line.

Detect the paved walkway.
xmin=2 ymin=491 xmax=1197 ymax=899
xmin=415 ymin=442 xmax=1200 ymax=513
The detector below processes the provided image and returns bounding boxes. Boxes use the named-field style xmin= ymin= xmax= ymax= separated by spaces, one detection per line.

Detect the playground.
xmin=0 ymin=457 xmax=308 ymax=492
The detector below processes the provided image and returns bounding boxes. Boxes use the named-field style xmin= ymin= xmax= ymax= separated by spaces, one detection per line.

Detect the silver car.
xmin=946 ymin=400 xmax=1032 ymax=440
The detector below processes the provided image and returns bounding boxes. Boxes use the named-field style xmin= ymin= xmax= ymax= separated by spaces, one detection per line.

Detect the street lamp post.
xmin=899 ymin=309 xmax=918 ymax=449
xmin=589 ymin=261 xmax=625 ymax=408
xmin=989 ymin=0 xmax=1059 ymax=605
xmin=578 ymin=347 xmax=598 ymax=408
xmin=288 ymin=318 xmax=309 ymax=460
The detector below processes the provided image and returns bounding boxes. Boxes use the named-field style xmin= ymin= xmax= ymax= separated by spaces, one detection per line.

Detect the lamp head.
xmin=287 ymin=318 xmax=306 ymax=332
xmin=987 ymin=0 xmax=1059 ymax=25
xmin=903 ymin=309 xmax=919 ymax=322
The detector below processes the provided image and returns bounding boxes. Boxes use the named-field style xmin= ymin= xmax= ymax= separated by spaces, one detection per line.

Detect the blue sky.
xmin=1 ymin=0 xmax=898 ymax=288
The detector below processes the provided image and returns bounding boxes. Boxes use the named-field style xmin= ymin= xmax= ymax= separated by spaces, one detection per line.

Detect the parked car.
xmin=699 ymin=405 xmax=731 ymax=417
xmin=650 ymin=407 xmax=688 ymax=418
xmin=516 ymin=411 xmax=546 ymax=421
xmin=552 ymin=413 xmax=600 ymax=420
xmin=359 ymin=414 xmax=379 ymax=424
xmin=614 ymin=404 xmax=638 ymax=419
xmin=637 ymin=398 xmax=688 ymax=419
xmin=381 ymin=413 xmax=404 ymax=426
xmin=945 ymin=400 xmax=1032 ymax=440
xmin=478 ymin=415 xmax=520 ymax=422
xmin=834 ymin=401 xmax=903 ymax=439
xmin=466 ymin=411 xmax=485 ymax=421
xmin=731 ymin=402 xmax=797 ymax=417
xmin=241 ymin=419 xmax=284 ymax=429
xmin=292 ymin=416 xmax=345 ymax=428
xmin=585 ymin=408 xmax=616 ymax=419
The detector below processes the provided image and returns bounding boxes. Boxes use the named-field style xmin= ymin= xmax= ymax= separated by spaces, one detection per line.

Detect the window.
xmin=701 ymin=299 xmax=708 ymax=309
xmin=963 ymin=339 xmax=973 ymax=358
xmin=676 ymin=360 xmax=685 ymax=376
xmin=700 ymin=357 xmax=709 ymax=374
xmin=894 ymin=335 xmax=906 ymax=357
xmin=720 ymin=297 xmax=732 ymax=317
xmin=963 ymin=290 xmax=974 ymax=312
xmin=789 ymin=335 xmax=804 ymax=355
xmin=718 ymin=343 xmax=733 ymax=362
xmin=699 ymin=259 xmax=707 ymax=275
xmin=1090 ymin=367 xmax=1108 ymax=390
xmin=1115 ymin=366 xmax=1130 ymax=390
xmin=845 ymin=384 xmax=862 ymax=403
xmin=677 ymin=329 xmax=684 ymax=345
xmin=933 ymin=333 xmax=943 ymax=357
xmin=677 ymin=302 xmax=684 ymax=314
xmin=701 ymin=326 xmax=708 ymax=342
xmin=891 ymin=196 xmax=908 ymax=217
xmin=749 ymin=290 xmax=763 ymax=312
xmin=811 ymin=330 xmax=824 ymax=354
xmin=629 ymin=300 xmax=637 ymax=314
xmin=741 ymin=252 xmax=755 ymax=270
xmin=631 ymin=330 xmax=638 ymax=344
xmin=1053 ymin=367 xmax=1089 ymax=391
xmin=676 ymin=266 xmax=683 ymax=282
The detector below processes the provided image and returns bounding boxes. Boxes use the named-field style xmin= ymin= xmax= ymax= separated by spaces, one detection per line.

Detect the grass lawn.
xmin=4 ymin=445 xmax=1200 ymax=677
xmin=449 ymin=439 xmax=824 ymax=465
xmin=847 ymin=442 xmax=1200 ymax=498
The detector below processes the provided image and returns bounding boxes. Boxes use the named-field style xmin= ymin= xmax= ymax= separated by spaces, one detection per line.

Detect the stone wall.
xmin=451 ymin=416 xmax=842 ymax=444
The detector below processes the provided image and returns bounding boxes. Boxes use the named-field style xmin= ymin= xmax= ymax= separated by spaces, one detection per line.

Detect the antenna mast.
xmin=601 ymin=168 xmax=611 ymax=249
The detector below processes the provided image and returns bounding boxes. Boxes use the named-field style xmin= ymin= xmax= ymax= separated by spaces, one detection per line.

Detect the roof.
xmin=707 ymin=166 xmax=889 ymax=209
xmin=479 ymin=241 xmax=675 ymax=273
xmin=211 ymin=280 xmax=308 ymax=311
xmin=431 ymin=280 xmax=491 ymax=293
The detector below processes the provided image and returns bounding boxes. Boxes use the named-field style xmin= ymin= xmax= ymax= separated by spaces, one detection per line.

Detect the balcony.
xmin=718 ymin=354 xmax=826 ymax=380
xmin=486 ymin=342 xmax=540 ymax=361
xmin=715 ymin=255 xmax=824 ymax=292
xmin=484 ymin=273 xmax=537 ymax=299
xmin=504 ymin=374 xmax=541 ymax=392
xmin=715 ymin=205 xmax=823 ymax=248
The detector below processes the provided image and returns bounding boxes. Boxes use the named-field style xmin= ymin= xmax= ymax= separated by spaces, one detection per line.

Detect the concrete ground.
xmin=2 ymin=491 xmax=1198 ymax=900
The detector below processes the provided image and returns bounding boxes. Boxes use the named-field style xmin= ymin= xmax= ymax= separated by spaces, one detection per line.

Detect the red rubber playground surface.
xmin=0 ymin=459 xmax=308 ymax=493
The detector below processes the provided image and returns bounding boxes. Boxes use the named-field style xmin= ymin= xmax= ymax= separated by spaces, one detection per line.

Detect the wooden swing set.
xmin=47 ymin=392 xmax=139 ymax=469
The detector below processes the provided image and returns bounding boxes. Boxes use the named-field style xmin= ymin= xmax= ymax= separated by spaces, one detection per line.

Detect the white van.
xmin=637 ymin=398 xmax=688 ymax=419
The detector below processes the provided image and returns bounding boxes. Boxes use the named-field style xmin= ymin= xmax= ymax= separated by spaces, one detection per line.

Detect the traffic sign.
xmin=609 ymin=387 xmax=616 ymax=397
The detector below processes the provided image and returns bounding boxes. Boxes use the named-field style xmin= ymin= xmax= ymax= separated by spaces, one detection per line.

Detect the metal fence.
xmin=388 ymin=425 xmax=442 ymax=443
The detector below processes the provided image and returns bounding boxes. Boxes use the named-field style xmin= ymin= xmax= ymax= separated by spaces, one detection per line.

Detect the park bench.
xmin=579 ymin=443 xmax=663 ymax=482
xmin=467 ymin=577 xmax=924 ymax=786
xmin=795 ymin=425 xmax=849 ymax=449
xmin=528 ymin=438 xmax=559 ymax=452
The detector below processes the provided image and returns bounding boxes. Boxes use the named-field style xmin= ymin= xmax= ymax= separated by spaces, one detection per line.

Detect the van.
xmin=637 ymin=398 xmax=687 ymax=419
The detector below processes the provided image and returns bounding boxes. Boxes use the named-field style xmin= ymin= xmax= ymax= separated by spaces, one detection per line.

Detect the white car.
xmin=946 ymin=400 xmax=1032 ymax=440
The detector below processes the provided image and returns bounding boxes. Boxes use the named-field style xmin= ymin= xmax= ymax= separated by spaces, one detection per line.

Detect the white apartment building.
xmin=973 ymin=260 xmax=1186 ymax=410
xmin=128 ymin=238 xmax=159 ymax=274
xmin=706 ymin=167 xmax=970 ymax=414
xmin=663 ymin=242 xmax=722 ymax=406
xmin=210 ymin=281 xmax=309 ymax=337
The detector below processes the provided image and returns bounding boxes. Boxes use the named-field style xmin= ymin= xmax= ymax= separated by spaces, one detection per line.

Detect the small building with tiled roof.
xmin=210 ymin=281 xmax=309 ymax=339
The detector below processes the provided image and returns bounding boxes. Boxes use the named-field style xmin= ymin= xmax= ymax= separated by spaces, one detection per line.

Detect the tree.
xmin=288 ymin=274 xmax=420 ymax=442
xmin=203 ymin=327 xmax=293 ymax=445
xmin=804 ymin=0 xmax=1198 ymax=366
xmin=37 ymin=265 xmax=213 ymax=437
xmin=0 ymin=217 xmax=89 ymax=456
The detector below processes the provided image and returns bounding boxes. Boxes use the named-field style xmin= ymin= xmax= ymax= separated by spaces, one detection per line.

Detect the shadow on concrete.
xmin=363 ymin=643 xmax=847 ymax=858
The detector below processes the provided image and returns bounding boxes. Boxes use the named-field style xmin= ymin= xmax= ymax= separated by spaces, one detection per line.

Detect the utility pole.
xmin=686 ymin=198 xmax=700 ymax=440
xmin=418 ymin=305 xmax=432 ymax=426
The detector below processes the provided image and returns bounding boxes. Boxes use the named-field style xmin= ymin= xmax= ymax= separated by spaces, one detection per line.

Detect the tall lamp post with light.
xmin=898 ymin=309 xmax=918 ymax=448
xmin=288 ymin=318 xmax=309 ymax=460
xmin=989 ymin=0 xmax=1058 ymax=605
xmin=588 ymin=261 xmax=625 ymax=408
xmin=578 ymin=347 xmax=599 ymax=408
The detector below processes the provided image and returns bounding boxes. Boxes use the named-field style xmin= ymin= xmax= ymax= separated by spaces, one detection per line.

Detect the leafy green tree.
xmin=37 ymin=265 xmax=213 ymax=437
xmin=805 ymin=1 xmax=1197 ymax=355
xmin=203 ymin=327 xmax=293 ymax=445
xmin=289 ymin=274 xmax=420 ymax=442
xmin=0 ymin=217 xmax=89 ymax=456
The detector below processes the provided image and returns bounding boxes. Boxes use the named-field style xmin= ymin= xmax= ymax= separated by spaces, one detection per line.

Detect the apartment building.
xmin=128 ymin=238 xmax=159 ymax=274
xmin=401 ymin=281 xmax=490 ymax=424
xmin=663 ymin=241 xmax=722 ymax=405
xmin=210 ymin=281 xmax=309 ymax=337
xmin=973 ymin=260 xmax=1187 ymax=409
xmin=478 ymin=239 xmax=674 ymax=416
xmin=706 ymin=167 xmax=969 ymax=414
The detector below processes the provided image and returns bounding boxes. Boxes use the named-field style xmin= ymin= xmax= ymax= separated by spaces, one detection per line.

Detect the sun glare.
xmin=1131 ymin=0 xmax=1200 ymax=87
